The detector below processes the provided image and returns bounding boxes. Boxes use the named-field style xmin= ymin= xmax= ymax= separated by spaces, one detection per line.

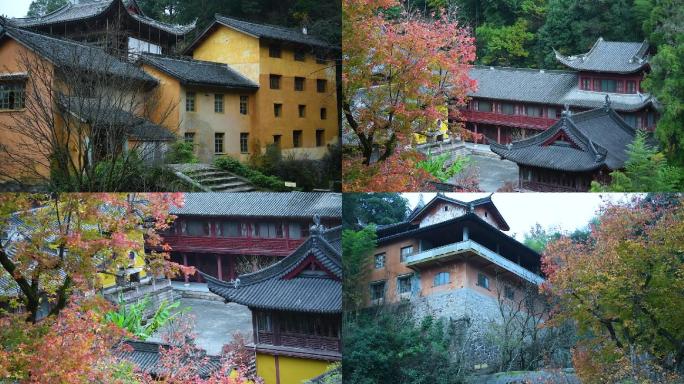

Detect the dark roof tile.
xmin=141 ymin=54 xmax=258 ymax=90
xmin=214 ymin=14 xmax=332 ymax=48
xmin=555 ymin=38 xmax=649 ymax=74
xmin=170 ymin=193 xmax=341 ymax=218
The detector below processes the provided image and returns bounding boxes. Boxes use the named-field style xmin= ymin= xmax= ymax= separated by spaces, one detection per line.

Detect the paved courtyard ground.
xmin=470 ymin=155 xmax=519 ymax=192
xmin=150 ymin=297 xmax=253 ymax=355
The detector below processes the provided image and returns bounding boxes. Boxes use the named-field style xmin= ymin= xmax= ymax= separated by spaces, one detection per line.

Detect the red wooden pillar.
xmin=497 ymin=126 xmax=501 ymax=144
xmin=217 ymin=254 xmax=223 ymax=281
xmin=182 ymin=254 xmax=189 ymax=284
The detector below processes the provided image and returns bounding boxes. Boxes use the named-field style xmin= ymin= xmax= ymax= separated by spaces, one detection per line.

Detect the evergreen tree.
xmin=26 ymin=0 xmax=67 ymax=17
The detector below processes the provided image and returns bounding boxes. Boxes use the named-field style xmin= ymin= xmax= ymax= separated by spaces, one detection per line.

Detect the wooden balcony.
xmin=257 ymin=331 xmax=341 ymax=355
xmin=161 ymin=235 xmax=305 ymax=256
xmin=456 ymin=110 xmax=558 ymax=131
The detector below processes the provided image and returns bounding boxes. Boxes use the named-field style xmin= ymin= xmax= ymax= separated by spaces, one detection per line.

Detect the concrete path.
xmin=150 ymin=297 xmax=253 ymax=355
xmin=468 ymin=155 xmax=519 ymax=192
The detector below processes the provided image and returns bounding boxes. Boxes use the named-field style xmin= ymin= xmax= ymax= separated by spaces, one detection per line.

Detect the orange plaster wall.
xmin=0 ymin=38 xmax=54 ymax=182
xmin=367 ymin=238 xmax=419 ymax=303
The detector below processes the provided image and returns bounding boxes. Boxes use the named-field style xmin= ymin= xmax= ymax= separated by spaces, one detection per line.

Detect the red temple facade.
xmin=159 ymin=193 xmax=342 ymax=283
xmin=454 ymin=38 xmax=658 ymax=144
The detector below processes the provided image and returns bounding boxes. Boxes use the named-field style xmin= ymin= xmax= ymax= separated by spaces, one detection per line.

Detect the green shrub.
xmin=416 ymin=153 xmax=471 ymax=182
xmin=214 ymin=156 xmax=289 ymax=191
xmin=104 ymin=294 xmax=183 ymax=340
xmin=165 ymin=140 xmax=198 ymax=164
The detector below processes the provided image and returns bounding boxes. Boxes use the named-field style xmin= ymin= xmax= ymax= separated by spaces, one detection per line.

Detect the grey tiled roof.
xmin=490 ymin=106 xmax=637 ymax=172
xmin=58 ymin=96 xmax=176 ymax=141
xmin=555 ymin=38 xmax=649 ymax=74
xmin=141 ymin=54 xmax=258 ymax=90
xmin=170 ymin=193 xmax=341 ymax=218
xmin=117 ymin=340 xmax=222 ymax=378
xmin=202 ymin=226 xmax=342 ymax=313
xmin=12 ymin=0 xmax=195 ymax=35
xmin=0 ymin=25 xmax=156 ymax=84
xmin=214 ymin=14 xmax=332 ymax=48
xmin=468 ymin=66 xmax=655 ymax=112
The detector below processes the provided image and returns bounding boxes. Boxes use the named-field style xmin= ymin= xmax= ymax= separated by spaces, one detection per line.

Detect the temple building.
xmin=365 ymin=194 xmax=543 ymax=367
xmin=11 ymin=0 xmax=195 ymax=57
xmin=161 ymin=193 xmax=342 ymax=283
xmin=490 ymin=101 xmax=638 ymax=192
xmin=456 ymin=38 xmax=658 ymax=144
xmin=201 ymin=219 xmax=342 ymax=384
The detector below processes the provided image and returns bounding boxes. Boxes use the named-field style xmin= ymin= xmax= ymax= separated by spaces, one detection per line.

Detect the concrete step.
xmin=196 ymin=176 xmax=241 ymax=186
xmin=211 ymin=184 xmax=256 ymax=192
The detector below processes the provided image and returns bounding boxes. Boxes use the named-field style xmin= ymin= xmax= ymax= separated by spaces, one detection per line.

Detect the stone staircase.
xmin=168 ymin=163 xmax=256 ymax=192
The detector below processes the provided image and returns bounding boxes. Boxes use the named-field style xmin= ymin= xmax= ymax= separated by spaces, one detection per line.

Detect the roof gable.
xmin=201 ymin=225 xmax=342 ymax=313
xmin=555 ymin=38 xmax=650 ymax=74
xmin=408 ymin=194 xmax=509 ymax=231
xmin=491 ymin=104 xmax=636 ymax=172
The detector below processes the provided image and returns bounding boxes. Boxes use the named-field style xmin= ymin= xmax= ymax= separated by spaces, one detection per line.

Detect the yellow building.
xmin=413 ymin=105 xmax=451 ymax=145
xmin=141 ymin=54 xmax=259 ymax=162
xmin=201 ymin=224 xmax=342 ymax=384
xmin=182 ymin=15 xmax=339 ymax=159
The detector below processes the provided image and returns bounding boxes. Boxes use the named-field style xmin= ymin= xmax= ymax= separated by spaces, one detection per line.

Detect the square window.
xmin=370 ymin=281 xmax=385 ymax=301
xmin=269 ymin=45 xmax=282 ymax=58
xmin=581 ymin=78 xmax=591 ymax=90
xmin=274 ymin=103 xmax=282 ymax=117
xmin=316 ymin=129 xmax=324 ymax=147
xmin=294 ymin=50 xmax=305 ymax=61
xmin=477 ymin=101 xmax=492 ymax=112
xmin=184 ymin=132 xmax=195 ymax=144
xmin=626 ymin=81 xmax=637 ymax=94
xmin=477 ymin=273 xmax=489 ymax=289
xmin=298 ymin=104 xmax=306 ymax=117
xmin=270 ymin=75 xmax=281 ymax=89
xmin=273 ymin=135 xmax=282 ymax=146
xmin=501 ymin=103 xmax=515 ymax=115
xmin=320 ymin=107 xmax=327 ymax=120
xmin=293 ymin=130 xmax=303 ymax=148
xmin=397 ymin=275 xmax=412 ymax=294
xmin=240 ymin=132 xmax=249 ymax=154
xmin=374 ymin=253 xmax=385 ymax=269
xmin=400 ymin=246 xmax=413 ymax=262
xmin=214 ymin=94 xmax=224 ymax=113
xmin=214 ymin=132 xmax=224 ymax=153
xmin=186 ymin=91 xmax=196 ymax=112
xmin=316 ymin=79 xmax=327 ymax=93
xmin=0 ymin=81 xmax=25 ymax=110
xmin=434 ymin=272 xmax=449 ymax=286
xmin=504 ymin=285 xmax=515 ymax=300
xmin=295 ymin=77 xmax=305 ymax=91
xmin=240 ymin=95 xmax=248 ymax=114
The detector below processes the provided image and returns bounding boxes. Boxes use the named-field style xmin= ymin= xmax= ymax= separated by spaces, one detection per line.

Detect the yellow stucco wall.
xmin=141 ymin=64 xmax=181 ymax=133
xmin=0 ymin=38 xmax=54 ymax=182
xmin=97 ymin=233 xmax=147 ymax=289
xmin=256 ymin=353 xmax=330 ymax=384
xmin=414 ymin=106 xmax=450 ymax=145
xmin=192 ymin=26 xmax=261 ymax=83
xmin=189 ymin=25 xmax=339 ymax=159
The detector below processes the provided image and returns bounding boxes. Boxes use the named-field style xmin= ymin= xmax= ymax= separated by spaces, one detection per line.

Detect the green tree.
xmin=476 ymin=19 xmax=535 ymax=66
xmin=591 ymin=130 xmax=682 ymax=192
xmin=342 ymin=193 xmax=409 ymax=229
xmin=522 ymin=223 xmax=560 ymax=253
xmin=342 ymin=227 xmax=377 ymax=311
xmin=343 ymin=310 xmax=468 ymax=384
xmin=26 ymin=0 xmax=67 ymax=17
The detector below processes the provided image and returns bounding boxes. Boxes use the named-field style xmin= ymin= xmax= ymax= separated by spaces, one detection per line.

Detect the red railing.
xmin=456 ymin=110 xmax=558 ymax=130
xmin=162 ymin=235 xmax=305 ymax=256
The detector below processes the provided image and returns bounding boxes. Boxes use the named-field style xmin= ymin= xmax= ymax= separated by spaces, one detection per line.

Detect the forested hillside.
xmin=406 ymin=0 xmax=680 ymax=69
xmin=26 ymin=0 xmax=341 ymax=43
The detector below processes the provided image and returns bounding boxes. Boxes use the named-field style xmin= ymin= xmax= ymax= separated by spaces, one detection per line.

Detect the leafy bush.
xmin=214 ymin=156 xmax=289 ymax=191
xmin=104 ymin=295 xmax=182 ymax=340
xmin=165 ymin=140 xmax=198 ymax=164
xmin=416 ymin=153 xmax=471 ymax=182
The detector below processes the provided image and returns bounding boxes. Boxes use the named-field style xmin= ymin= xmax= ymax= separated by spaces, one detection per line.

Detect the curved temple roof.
xmin=490 ymin=104 xmax=637 ymax=172
xmin=554 ymin=38 xmax=650 ymax=74
xmin=201 ymin=225 xmax=342 ymax=314
xmin=468 ymin=66 xmax=656 ymax=113
xmin=12 ymin=0 xmax=195 ymax=36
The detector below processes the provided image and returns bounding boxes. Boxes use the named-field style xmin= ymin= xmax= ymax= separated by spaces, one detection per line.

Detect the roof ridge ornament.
xmin=310 ymin=214 xmax=324 ymax=236
xmin=604 ymin=94 xmax=612 ymax=111
xmin=561 ymin=104 xmax=572 ymax=118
